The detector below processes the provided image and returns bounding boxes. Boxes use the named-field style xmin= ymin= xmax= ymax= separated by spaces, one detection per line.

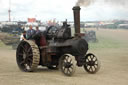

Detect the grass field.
xmin=0 ymin=40 xmax=6 ymax=47
xmin=89 ymin=32 xmax=125 ymax=50
xmin=87 ymin=28 xmax=128 ymax=49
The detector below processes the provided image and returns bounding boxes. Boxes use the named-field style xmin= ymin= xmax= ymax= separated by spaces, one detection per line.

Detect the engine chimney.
xmin=72 ymin=6 xmax=81 ymax=36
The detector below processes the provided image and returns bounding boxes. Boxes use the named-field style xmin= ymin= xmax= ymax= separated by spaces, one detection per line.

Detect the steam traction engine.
xmin=16 ymin=6 xmax=100 ymax=76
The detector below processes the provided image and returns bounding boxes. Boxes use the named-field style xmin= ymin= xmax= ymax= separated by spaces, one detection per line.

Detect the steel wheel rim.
xmin=60 ymin=54 xmax=76 ymax=76
xmin=84 ymin=53 xmax=100 ymax=74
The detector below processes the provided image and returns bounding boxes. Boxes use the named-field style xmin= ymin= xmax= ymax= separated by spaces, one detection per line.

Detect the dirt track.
xmin=0 ymin=29 xmax=128 ymax=85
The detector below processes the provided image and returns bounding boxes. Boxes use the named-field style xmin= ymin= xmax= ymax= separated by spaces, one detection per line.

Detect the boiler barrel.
xmin=71 ymin=38 xmax=88 ymax=56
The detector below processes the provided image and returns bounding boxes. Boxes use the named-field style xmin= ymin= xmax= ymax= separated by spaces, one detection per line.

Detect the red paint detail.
xmin=40 ymin=36 xmax=47 ymax=46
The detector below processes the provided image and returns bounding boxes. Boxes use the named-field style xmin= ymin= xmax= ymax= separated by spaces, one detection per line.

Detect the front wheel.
xmin=83 ymin=53 xmax=100 ymax=74
xmin=59 ymin=54 xmax=76 ymax=76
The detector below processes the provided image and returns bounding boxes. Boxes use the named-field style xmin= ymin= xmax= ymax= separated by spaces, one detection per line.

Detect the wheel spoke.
xmin=27 ymin=57 xmax=33 ymax=62
xmin=92 ymin=66 xmax=95 ymax=72
xmin=94 ymin=65 xmax=97 ymax=69
xmin=63 ymin=66 xmax=65 ymax=70
xmin=69 ymin=59 xmax=72 ymax=63
xmin=65 ymin=57 xmax=69 ymax=62
xmin=94 ymin=58 xmax=97 ymax=62
xmin=91 ymin=55 xmax=94 ymax=61
xmin=18 ymin=53 xmax=23 ymax=56
xmin=27 ymin=47 xmax=31 ymax=53
xmin=89 ymin=66 xmax=91 ymax=71
xmin=87 ymin=58 xmax=90 ymax=62
xmin=64 ymin=59 xmax=67 ymax=63
xmin=86 ymin=59 xmax=89 ymax=62
xmin=87 ymin=65 xmax=90 ymax=69
xmin=90 ymin=66 xmax=93 ymax=72
xmin=23 ymin=43 xmax=29 ymax=52
xmin=65 ymin=59 xmax=68 ymax=62
xmin=65 ymin=68 xmax=68 ymax=73
xmin=20 ymin=45 xmax=25 ymax=51
xmin=65 ymin=56 xmax=68 ymax=59
xmin=87 ymin=56 xmax=91 ymax=61
xmin=88 ymin=56 xmax=91 ymax=61
xmin=93 ymin=57 xmax=96 ymax=61
xmin=70 ymin=65 xmax=74 ymax=69
xmin=20 ymin=60 xmax=25 ymax=65
xmin=22 ymin=46 xmax=28 ymax=54
xmin=70 ymin=66 xmax=73 ymax=70
xmin=95 ymin=63 xmax=98 ymax=66
xmin=27 ymin=53 xmax=33 ymax=57
xmin=67 ymin=68 xmax=71 ymax=74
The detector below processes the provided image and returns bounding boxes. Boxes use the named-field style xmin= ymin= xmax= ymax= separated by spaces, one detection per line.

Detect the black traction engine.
xmin=16 ymin=6 xmax=100 ymax=76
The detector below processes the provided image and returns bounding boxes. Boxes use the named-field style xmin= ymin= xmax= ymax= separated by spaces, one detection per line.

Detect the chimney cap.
xmin=72 ymin=6 xmax=81 ymax=10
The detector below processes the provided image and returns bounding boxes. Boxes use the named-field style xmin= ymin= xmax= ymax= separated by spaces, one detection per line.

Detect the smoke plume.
xmin=76 ymin=0 xmax=95 ymax=7
xmin=76 ymin=0 xmax=128 ymax=7
xmin=105 ymin=0 xmax=128 ymax=6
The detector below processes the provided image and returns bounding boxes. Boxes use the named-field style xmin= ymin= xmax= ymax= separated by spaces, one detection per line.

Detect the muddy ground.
xmin=0 ymin=29 xmax=128 ymax=85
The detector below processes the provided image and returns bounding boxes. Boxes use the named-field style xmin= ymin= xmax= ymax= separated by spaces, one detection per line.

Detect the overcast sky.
xmin=0 ymin=0 xmax=128 ymax=21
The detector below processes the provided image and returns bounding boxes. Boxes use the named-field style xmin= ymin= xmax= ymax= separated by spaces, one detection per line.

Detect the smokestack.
xmin=72 ymin=6 xmax=81 ymax=35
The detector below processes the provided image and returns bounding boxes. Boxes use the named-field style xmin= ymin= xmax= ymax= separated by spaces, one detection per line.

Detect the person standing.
xmin=26 ymin=25 xmax=36 ymax=39
xmin=35 ymin=26 xmax=41 ymax=34
xmin=20 ymin=31 xmax=27 ymax=41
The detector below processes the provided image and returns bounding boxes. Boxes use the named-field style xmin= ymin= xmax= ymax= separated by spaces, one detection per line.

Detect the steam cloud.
xmin=76 ymin=0 xmax=128 ymax=7
xmin=76 ymin=0 xmax=95 ymax=6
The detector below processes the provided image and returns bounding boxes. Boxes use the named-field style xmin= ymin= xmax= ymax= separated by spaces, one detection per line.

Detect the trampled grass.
xmin=89 ymin=36 xmax=124 ymax=50
xmin=0 ymin=41 xmax=5 ymax=47
xmin=88 ymin=29 xmax=128 ymax=50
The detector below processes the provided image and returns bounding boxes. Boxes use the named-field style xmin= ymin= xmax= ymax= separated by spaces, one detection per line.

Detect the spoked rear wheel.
xmin=16 ymin=40 xmax=40 ymax=72
xmin=59 ymin=54 xmax=76 ymax=76
xmin=84 ymin=53 xmax=100 ymax=74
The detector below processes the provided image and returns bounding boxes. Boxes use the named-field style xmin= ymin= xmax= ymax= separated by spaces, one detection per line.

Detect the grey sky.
xmin=0 ymin=0 xmax=128 ymax=21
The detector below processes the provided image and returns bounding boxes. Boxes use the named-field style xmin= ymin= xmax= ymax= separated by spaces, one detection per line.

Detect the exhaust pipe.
xmin=72 ymin=6 xmax=81 ymax=36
